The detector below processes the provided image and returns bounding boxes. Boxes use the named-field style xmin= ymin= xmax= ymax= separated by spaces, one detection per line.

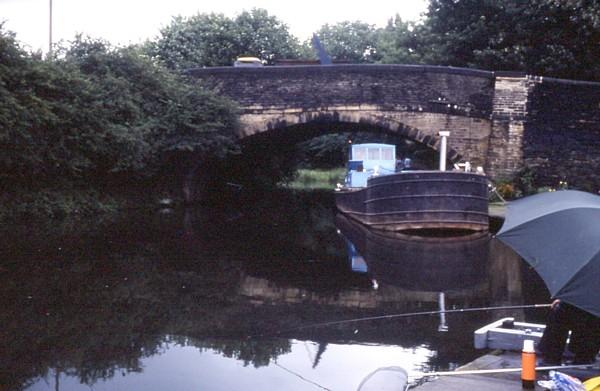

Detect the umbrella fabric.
xmin=496 ymin=190 xmax=600 ymax=317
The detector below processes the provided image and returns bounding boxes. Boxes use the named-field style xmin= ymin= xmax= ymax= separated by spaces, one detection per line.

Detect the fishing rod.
xmin=251 ymin=303 xmax=551 ymax=338
xmin=411 ymin=363 xmax=596 ymax=378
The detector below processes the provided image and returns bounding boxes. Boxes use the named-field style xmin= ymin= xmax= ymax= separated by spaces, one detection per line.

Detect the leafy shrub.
xmin=1 ymin=29 xmax=239 ymax=189
xmin=495 ymin=182 xmax=517 ymax=199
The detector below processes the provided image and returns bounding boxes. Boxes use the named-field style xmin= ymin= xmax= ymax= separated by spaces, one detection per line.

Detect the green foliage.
xmin=234 ymin=9 xmax=301 ymax=64
xmin=1 ymin=28 xmax=240 ymax=216
xmin=298 ymin=133 xmax=351 ymax=168
xmin=62 ymin=36 xmax=239 ymax=175
xmin=4 ymin=1 xmax=600 ymax=218
xmin=314 ymin=21 xmax=381 ymax=63
xmin=419 ymin=0 xmax=513 ymax=67
xmin=491 ymin=165 xmax=543 ymax=200
xmin=287 ymin=168 xmax=346 ymax=189
xmin=0 ymin=30 xmax=107 ymax=182
xmin=377 ymin=15 xmax=429 ymax=65
xmin=0 ymin=28 xmax=239 ymax=192
xmin=297 ymin=1 xmax=600 ymax=81
xmin=0 ymin=186 xmax=121 ymax=221
xmin=149 ymin=8 xmax=301 ymax=70
xmin=494 ymin=181 xmax=518 ymax=200
xmin=405 ymin=0 xmax=600 ymax=81
xmin=514 ymin=165 xmax=538 ymax=196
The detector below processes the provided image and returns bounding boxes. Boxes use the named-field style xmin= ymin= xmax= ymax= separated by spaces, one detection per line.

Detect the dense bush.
xmin=0 ymin=28 xmax=239 ymax=191
xmin=379 ymin=0 xmax=600 ymax=81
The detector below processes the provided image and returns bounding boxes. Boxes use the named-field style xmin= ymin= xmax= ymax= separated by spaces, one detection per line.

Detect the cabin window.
xmin=381 ymin=148 xmax=394 ymax=160
xmin=353 ymin=147 xmax=366 ymax=161
xmin=368 ymin=148 xmax=380 ymax=160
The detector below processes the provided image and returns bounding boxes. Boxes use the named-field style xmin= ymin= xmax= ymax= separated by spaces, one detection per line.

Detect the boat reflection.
xmin=337 ymin=213 xmax=499 ymax=332
xmin=337 ymin=213 xmax=490 ymax=291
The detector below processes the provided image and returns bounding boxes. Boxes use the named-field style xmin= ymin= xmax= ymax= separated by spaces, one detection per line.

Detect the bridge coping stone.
xmin=188 ymin=63 xmax=496 ymax=79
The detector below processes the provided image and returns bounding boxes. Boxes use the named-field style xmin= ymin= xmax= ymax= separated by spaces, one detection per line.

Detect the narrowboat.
xmin=334 ymin=133 xmax=489 ymax=233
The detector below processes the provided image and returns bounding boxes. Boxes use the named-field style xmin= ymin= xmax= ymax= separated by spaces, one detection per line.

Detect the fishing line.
xmin=274 ymin=361 xmax=332 ymax=390
xmin=250 ymin=303 xmax=551 ymax=338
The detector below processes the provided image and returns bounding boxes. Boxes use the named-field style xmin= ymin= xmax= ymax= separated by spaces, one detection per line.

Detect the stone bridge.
xmin=189 ymin=65 xmax=600 ymax=189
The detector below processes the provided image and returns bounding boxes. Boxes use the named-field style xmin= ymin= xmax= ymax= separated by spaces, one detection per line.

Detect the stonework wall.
xmin=190 ymin=64 xmax=495 ymax=117
xmin=486 ymin=76 xmax=538 ymax=179
xmin=239 ymin=108 xmax=492 ymax=166
xmin=239 ymin=275 xmax=486 ymax=309
xmin=189 ymin=65 xmax=600 ymax=188
xmin=191 ymin=65 xmax=495 ymax=166
xmin=524 ymin=78 xmax=600 ymax=191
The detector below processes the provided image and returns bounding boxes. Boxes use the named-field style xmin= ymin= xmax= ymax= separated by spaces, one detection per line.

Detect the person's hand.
xmin=551 ymin=299 xmax=561 ymax=309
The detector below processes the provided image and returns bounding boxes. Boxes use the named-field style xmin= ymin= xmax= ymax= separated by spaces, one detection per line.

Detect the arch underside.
xmin=237 ymin=106 xmax=493 ymax=167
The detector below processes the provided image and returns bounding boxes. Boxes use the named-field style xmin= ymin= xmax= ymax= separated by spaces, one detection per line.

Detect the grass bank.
xmin=285 ymin=168 xmax=346 ymax=190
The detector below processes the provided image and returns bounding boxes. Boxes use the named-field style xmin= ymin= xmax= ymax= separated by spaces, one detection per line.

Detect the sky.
xmin=0 ymin=0 xmax=428 ymax=53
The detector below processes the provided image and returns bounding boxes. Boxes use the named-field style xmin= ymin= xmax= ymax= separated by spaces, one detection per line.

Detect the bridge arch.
xmin=190 ymin=64 xmax=600 ymax=189
xmin=191 ymin=64 xmax=495 ymax=170
xmin=241 ymin=109 xmax=464 ymax=163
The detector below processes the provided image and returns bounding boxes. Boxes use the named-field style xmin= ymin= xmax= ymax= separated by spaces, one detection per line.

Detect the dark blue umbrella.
xmin=496 ymin=190 xmax=600 ymax=317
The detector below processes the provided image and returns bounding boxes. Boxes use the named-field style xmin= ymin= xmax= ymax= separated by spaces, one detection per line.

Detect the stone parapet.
xmin=189 ymin=65 xmax=600 ymax=190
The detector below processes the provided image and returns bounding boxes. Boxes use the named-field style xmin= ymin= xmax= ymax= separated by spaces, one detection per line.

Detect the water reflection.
xmin=334 ymin=213 xmax=546 ymax=370
xmin=25 ymin=342 xmax=431 ymax=391
xmin=337 ymin=214 xmax=491 ymax=292
xmin=0 ymin=190 xmax=549 ymax=390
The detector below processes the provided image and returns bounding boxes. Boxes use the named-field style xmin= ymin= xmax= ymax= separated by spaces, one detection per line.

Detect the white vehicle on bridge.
xmin=233 ymin=57 xmax=264 ymax=67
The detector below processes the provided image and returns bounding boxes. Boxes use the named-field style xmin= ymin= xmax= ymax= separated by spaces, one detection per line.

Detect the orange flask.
xmin=521 ymin=339 xmax=536 ymax=389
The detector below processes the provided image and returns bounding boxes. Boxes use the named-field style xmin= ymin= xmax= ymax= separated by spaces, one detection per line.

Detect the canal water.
xmin=1 ymin=190 xmax=550 ymax=391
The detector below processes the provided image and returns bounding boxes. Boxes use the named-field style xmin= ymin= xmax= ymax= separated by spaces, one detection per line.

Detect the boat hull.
xmin=335 ymin=171 xmax=489 ymax=232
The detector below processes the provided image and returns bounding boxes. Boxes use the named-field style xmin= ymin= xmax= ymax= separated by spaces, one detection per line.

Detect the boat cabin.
xmin=345 ymin=143 xmax=396 ymax=188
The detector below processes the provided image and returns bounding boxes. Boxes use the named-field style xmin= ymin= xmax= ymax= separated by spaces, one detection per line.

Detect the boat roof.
xmin=351 ymin=143 xmax=395 ymax=148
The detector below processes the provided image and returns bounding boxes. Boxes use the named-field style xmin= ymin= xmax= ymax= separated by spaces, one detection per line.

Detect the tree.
xmin=1 ymin=27 xmax=239 ymax=193
xmin=149 ymin=8 xmax=301 ymax=70
xmin=313 ymin=21 xmax=381 ymax=63
xmin=0 ymin=27 xmax=109 ymax=183
xmin=510 ymin=0 xmax=600 ymax=80
xmin=233 ymin=8 xmax=301 ymax=64
xmin=377 ymin=15 xmax=430 ymax=65
xmin=417 ymin=0 xmax=600 ymax=81
xmin=61 ymin=36 xmax=240 ymax=188
xmin=420 ymin=0 xmax=511 ymax=68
